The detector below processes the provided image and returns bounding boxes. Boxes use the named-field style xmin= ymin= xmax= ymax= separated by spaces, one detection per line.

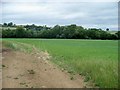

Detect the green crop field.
xmin=2 ymin=39 xmax=118 ymax=88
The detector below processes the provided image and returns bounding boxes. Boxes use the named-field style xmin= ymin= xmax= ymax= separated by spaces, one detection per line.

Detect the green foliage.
xmin=15 ymin=26 xmax=26 ymax=38
xmin=2 ymin=40 xmax=33 ymax=53
xmin=2 ymin=23 xmax=119 ymax=39
xmin=106 ymin=28 xmax=109 ymax=31
xmin=7 ymin=22 xmax=13 ymax=27
xmin=3 ymin=23 xmax=7 ymax=26
xmin=115 ymin=31 xmax=120 ymax=39
xmin=2 ymin=28 xmax=16 ymax=38
xmin=2 ymin=41 xmax=17 ymax=50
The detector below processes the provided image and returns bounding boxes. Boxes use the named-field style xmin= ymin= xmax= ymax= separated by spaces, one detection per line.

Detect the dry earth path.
xmin=2 ymin=48 xmax=88 ymax=88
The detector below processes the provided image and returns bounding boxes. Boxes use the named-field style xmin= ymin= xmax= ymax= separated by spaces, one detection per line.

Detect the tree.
xmin=115 ymin=31 xmax=120 ymax=39
xmin=87 ymin=28 xmax=101 ymax=39
xmin=8 ymin=22 xmax=13 ymax=27
xmin=106 ymin=28 xmax=109 ymax=31
xmin=3 ymin=23 xmax=7 ymax=26
xmin=52 ymin=25 xmax=61 ymax=38
xmin=1 ymin=23 xmax=119 ymax=40
xmin=13 ymin=24 xmax=16 ymax=27
xmin=15 ymin=26 xmax=26 ymax=38
xmin=2 ymin=29 xmax=16 ymax=38
xmin=63 ymin=24 xmax=77 ymax=38
xmin=100 ymin=31 xmax=110 ymax=39
xmin=73 ymin=26 xmax=86 ymax=39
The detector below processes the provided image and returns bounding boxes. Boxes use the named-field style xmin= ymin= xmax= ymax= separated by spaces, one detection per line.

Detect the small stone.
xmin=14 ymin=77 xmax=19 ymax=79
xmin=27 ymin=70 xmax=35 ymax=74
xmin=53 ymin=68 xmax=56 ymax=69
xmin=25 ymin=85 xmax=28 ymax=87
xmin=20 ymin=82 xmax=26 ymax=85
xmin=2 ymin=57 xmax=5 ymax=59
xmin=6 ymin=76 xmax=11 ymax=78
xmin=70 ymin=77 xmax=74 ymax=80
xmin=41 ymin=86 xmax=46 ymax=88
xmin=38 ymin=57 xmax=41 ymax=59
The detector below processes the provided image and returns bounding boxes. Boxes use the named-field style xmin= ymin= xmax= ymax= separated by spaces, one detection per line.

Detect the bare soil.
xmin=2 ymin=48 xmax=88 ymax=88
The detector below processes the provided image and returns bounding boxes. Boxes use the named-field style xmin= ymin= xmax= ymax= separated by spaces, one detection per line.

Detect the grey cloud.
xmin=1 ymin=2 xmax=118 ymax=30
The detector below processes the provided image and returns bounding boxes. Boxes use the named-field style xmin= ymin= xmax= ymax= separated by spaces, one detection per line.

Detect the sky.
xmin=0 ymin=0 xmax=119 ymax=30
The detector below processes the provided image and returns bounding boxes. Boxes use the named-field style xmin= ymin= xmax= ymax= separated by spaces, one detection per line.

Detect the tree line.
xmin=1 ymin=22 xmax=120 ymax=39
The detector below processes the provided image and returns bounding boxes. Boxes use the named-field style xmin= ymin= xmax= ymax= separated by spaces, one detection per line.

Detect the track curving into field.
xmin=2 ymin=48 xmax=88 ymax=88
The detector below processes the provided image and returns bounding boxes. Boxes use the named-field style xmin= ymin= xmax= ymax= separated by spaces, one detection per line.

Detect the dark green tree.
xmin=3 ymin=23 xmax=7 ymax=26
xmin=15 ymin=26 xmax=26 ymax=38
xmin=106 ymin=28 xmax=109 ymax=31
xmin=8 ymin=22 xmax=13 ymax=27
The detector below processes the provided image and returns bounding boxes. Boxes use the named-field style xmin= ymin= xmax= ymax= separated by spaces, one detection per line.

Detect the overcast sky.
xmin=1 ymin=0 xmax=118 ymax=30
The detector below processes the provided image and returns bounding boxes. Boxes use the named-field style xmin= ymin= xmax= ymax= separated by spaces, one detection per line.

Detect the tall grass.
xmin=3 ymin=39 xmax=118 ymax=88
xmin=2 ymin=40 xmax=34 ymax=53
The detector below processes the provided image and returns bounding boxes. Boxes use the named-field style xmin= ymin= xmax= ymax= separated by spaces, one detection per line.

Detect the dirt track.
xmin=2 ymin=48 xmax=87 ymax=88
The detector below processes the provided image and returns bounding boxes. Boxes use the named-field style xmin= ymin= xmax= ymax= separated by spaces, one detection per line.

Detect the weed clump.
xmin=27 ymin=70 xmax=35 ymax=74
xmin=2 ymin=64 xmax=6 ymax=67
xmin=70 ymin=76 xmax=74 ymax=80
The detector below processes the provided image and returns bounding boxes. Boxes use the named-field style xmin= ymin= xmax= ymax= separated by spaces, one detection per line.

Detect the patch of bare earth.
xmin=2 ymin=48 xmax=89 ymax=88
